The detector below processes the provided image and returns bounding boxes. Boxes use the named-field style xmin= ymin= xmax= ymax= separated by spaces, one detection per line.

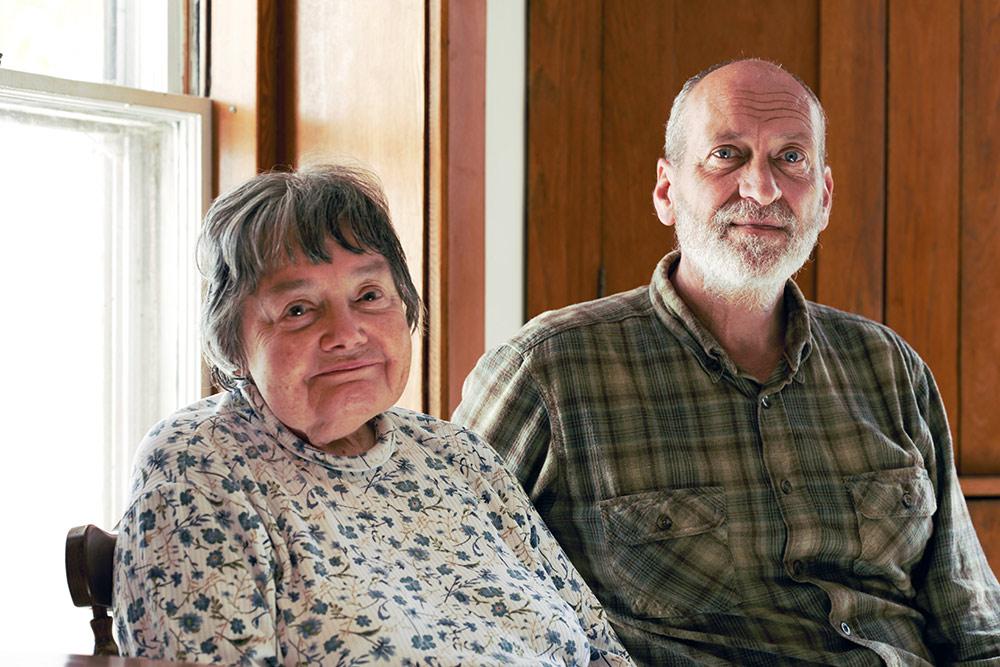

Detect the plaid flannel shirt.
xmin=453 ymin=251 xmax=1000 ymax=666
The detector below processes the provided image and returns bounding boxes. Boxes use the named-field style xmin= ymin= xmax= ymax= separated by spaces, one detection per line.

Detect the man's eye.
xmin=359 ymin=289 xmax=383 ymax=302
xmin=712 ymin=147 xmax=737 ymax=160
xmin=780 ymin=150 xmax=805 ymax=164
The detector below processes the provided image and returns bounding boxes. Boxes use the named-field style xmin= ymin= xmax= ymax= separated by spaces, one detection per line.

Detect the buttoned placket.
xmin=754 ymin=371 xmax=821 ymax=586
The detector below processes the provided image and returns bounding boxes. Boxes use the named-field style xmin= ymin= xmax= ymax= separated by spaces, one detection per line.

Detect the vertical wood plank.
xmin=426 ymin=0 xmax=486 ymax=418
xmin=886 ymin=0 xmax=960 ymax=438
xmin=601 ymin=0 xmax=675 ymax=297
xmin=960 ymin=0 xmax=1000 ymax=472
xmin=290 ymin=0 xmax=427 ymax=411
xmin=816 ymin=0 xmax=886 ymax=322
xmin=427 ymin=0 xmax=447 ymax=417
xmin=526 ymin=0 xmax=603 ymax=318
xmin=255 ymin=0 xmax=279 ymax=172
xmin=210 ymin=0 xmax=263 ymax=195
xmin=445 ymin=0 xmax=486 ymax=416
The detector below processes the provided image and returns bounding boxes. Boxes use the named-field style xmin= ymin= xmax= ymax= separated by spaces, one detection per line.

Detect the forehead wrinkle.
xmin=710 ymin=129 xmax=814 ymax=143
xmin=730 ymin=88 xmax=805 ymax=101
xmin=729 ymin=111 xmax=814 ymax=125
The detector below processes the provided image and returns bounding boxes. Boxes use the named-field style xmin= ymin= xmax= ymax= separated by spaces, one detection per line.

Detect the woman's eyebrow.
xmin=350 ymin=257 xmax=392 ymax=278
xmin=264 ymin=278 xmax=310 ymax=295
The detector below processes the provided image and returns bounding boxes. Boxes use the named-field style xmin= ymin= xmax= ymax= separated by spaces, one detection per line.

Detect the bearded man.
xmin=452 ymin=59 xmax=1000 ymax=665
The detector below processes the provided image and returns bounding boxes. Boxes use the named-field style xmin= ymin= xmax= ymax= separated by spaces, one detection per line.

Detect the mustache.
xmin=713 ymin=200 xmax=798 ymax=227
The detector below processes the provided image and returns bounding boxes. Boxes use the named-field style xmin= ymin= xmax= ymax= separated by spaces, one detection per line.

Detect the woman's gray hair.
xmin=197 ymin=163 xmax=422 ymax=389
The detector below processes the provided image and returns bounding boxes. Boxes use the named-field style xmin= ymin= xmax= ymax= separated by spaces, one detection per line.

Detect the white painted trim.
xmin=484 ymin=0 xmax=526 ymax=351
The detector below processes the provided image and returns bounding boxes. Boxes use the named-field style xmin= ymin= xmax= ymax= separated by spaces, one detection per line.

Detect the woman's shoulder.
xmin=384 ymin=406 xmax=507 ymax=479
xmin=129 ymin=391 xmax=258 ymax=496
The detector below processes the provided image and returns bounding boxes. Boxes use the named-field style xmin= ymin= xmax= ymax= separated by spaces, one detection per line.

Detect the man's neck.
xmin=671 ymin=258 xmax=786 ymax=383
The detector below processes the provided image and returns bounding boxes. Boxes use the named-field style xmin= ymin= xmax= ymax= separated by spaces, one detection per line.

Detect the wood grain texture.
xmin=425 ymin=0 xmax=487 ymax=419
xmin=255 ymin=0 xmax=279 ymax=171
xmin=289 ymin=0 xmax=426 ymax=411
xmin=600 ymin=0 xmax=676 ymax=297
xmin=886 ymin=0 xmax=960 ymax=434
xmin=968 ymin=499 xmax=1000 ymax=577
xmin=526 ymin=0 xmax=603 ymax=318
xmin=210 ymin=0 xmax=261 ymax=195
xmin=961 ymin=476 xmax=1000 ymax=498
xmin=444 ymin=0 xmax=486 ymax=416
xmin=426 ymin=0 xmax=447 ymax=418
xmin=816 ymin=0 xmax=886 ymax=321
xmin=960 ymin=0 xmax=1000 ymax=473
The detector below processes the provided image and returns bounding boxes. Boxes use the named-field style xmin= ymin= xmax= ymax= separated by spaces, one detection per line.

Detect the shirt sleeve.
xmin=114 ymin=483 xmax=280 ymax=665
xmin=452 ymin=343 xmax=556 ymax=502
xmin=465 ymin=433 xmax=632 ymax=666
xmin=912 ymin=361 xmax=1000 ymax=665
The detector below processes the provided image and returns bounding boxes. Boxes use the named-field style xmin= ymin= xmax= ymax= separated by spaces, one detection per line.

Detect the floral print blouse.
xmin=114 ymin=384 xmax=631 ymax=666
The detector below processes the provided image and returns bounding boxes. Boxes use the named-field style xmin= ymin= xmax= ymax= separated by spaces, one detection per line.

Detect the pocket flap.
xmin=846 ymin=467 xmax=937 ymax=519
xmin=599 ymin=487 xmax=726 ymax=545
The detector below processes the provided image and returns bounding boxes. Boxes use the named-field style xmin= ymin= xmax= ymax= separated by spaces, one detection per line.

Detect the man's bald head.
xmin=663 ymin=59 xmax=827 ymax=167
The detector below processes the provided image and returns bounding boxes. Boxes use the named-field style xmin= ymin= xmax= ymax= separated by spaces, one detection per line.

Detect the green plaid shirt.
xmin=453 ymin=251 xmax=1000 ymax=666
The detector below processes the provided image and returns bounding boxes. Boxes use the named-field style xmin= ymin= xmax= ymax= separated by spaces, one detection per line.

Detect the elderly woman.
xmin=113 ymin=164 xmax=631 ymax=666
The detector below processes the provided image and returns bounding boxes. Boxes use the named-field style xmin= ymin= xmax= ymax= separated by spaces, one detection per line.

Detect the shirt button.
xmin=656 ymin=515 xmax=673 ymax=531
xmin=760 ymin=395 xmax=772 ymax=409
xmin=840 ymin=621 xmax=852 ymax=636
xmin=901 ymin=492 xmax=914 ymax=508
xmin=780 ymin=479 xmax=793 ymax=494
xmin=791 ymin=560 xmax=804 ymax=576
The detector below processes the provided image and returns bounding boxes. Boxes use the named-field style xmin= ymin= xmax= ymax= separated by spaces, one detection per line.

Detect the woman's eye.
xmin=285 ymin=303 xmax=308 ymax=317
xmin=359 ymin=289 xmax=383 ymax=303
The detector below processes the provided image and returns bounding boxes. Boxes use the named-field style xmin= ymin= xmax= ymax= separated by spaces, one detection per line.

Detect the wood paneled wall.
xmin=527 ymin=0 xmax=1000 ymax=568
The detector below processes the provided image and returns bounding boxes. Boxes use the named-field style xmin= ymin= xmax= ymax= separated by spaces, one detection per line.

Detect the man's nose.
xmin=319 ymin=307 xmax=367 ymax=350
xmin=738 ymin=157 xmax=782 ymax=207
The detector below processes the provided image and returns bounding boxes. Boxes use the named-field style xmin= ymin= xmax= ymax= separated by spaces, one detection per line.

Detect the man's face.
xmin=653 ymin=62 xmax=833 ymax=303
xmin=240 ymin=240 xmax=412 ymax=448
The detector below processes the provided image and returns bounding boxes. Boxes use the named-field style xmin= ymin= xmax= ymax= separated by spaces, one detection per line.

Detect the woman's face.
xmin=239 ymin=239 xmax=412 ymax=449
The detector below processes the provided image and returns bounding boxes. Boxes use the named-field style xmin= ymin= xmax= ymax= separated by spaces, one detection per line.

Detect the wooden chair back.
xmin=65 ymin=524 xmax=119 ymax=656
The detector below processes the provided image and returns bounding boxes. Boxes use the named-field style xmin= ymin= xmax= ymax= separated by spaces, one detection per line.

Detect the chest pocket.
xmin=845 ymin=466 xmax=937 ymax=595
xmin=599 ymin=487 xmax=739 ymax=618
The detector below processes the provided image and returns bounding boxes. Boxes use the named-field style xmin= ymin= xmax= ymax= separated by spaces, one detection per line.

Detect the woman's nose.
xmin=738 ymin=158 xmax=782 ymax=207
xmin=318 ymin=308 xmax=367 ymax=350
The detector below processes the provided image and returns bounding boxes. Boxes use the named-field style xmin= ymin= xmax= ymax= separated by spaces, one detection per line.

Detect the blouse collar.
xmin=237 ymin=382 xmax=398 ymax=472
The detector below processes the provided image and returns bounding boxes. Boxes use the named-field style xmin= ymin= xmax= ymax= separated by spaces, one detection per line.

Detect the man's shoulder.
xmin=506 ymin=286 xmax=653 ymax=354
xmin=806 ymin=300 xmax=922 ymax=364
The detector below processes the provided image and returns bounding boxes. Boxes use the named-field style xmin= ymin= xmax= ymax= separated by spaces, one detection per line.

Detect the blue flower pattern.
xmin=114 ymin=384 xmax=631 ymax=665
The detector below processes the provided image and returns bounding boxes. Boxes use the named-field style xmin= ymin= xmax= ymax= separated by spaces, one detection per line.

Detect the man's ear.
xmin=653 ymin=157 xmax=676 ymax=227
xmin=818 ymin=164 xmax=834 ymax=232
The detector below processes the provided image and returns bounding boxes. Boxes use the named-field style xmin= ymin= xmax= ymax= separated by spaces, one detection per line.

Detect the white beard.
xmin=673 ymin=194 xmax=824 ymax=311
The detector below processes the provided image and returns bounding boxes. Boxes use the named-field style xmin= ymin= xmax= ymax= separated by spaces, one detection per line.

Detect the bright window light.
xmin=0 ymin=67 xmax=209 ymax=656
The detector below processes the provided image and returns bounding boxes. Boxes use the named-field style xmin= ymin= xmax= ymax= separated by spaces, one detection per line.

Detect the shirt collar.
xmin=237 ymin=381 xmax=398 ymax=471
xmin=648 ymin=250 xmax=813 ymax=382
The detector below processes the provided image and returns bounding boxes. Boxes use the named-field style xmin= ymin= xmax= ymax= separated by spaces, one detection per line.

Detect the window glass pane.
xmin=0 ymin=75 xmax=205 ymax=655
xmin=1 ymin=0 xmax=184 ymax=92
